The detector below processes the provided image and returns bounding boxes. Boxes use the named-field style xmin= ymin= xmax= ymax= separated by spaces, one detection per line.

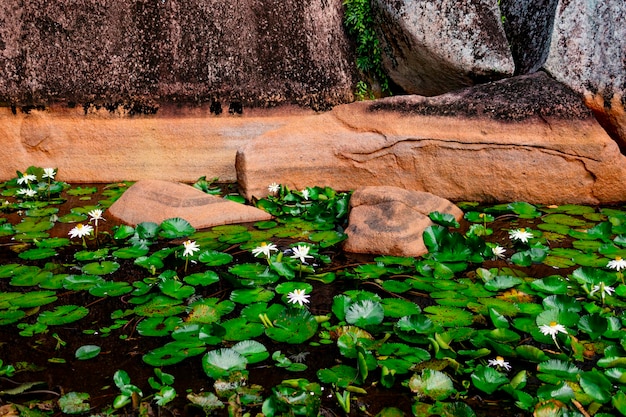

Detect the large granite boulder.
xmin=372 ymin=0 xmax=514 ymax=96
xmin=344 ymin=187 xmax=463 ymax=257
xmin=543 ymin=0 xmax=626 ymax=150
xmin=0 ymin=0 xmax=356 ymax=110
xmin=499 ymin=0 xmax=558 ymax=74
xmin=237 ymin=72 xmax=626 ymax=205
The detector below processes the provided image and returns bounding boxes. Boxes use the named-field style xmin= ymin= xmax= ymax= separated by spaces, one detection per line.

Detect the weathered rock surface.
xmin=0 ymin=104 xmax=313 ymax=183
xmin=0 ymin=0 xmax=356 ymax=110
xmin=237 ymin=73 xmax=626 ymax=205
xmin=344 ymin=186 xmax=463 ymax=257
xmin=372 ymin=0 xmax=514 ymax=96
xmin=543 ymin=1 xmax=626 ymax=150
xmin=499 ymin=0 xmax=558 ymax=74
xmin=107 ymin=179 xmax=272 ymax=228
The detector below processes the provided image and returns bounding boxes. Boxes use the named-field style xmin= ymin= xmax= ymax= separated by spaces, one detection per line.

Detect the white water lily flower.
xmin=69 ymin=224 xmax=94 ymax=239
xmin=301 ymin=189 xmax=310 ymax=200
xmin=16 ymin=188 xmax=37 ymax=198
xmin=268 ymin=182 xmax=280 ymax=193
xmin=487 ymin=356 xmax=511 ymax=371
xmin=42 ymin=168 xmax=56 ymax=179
xmin=539 ymin=321 xmax=568 ymax=337
xmin=607 ymin=256 xmax=626 ymax=272
xmin=88 ymin=209 xmax=105 ymax=226
xmin=291 ymin=245 xmax=314 ymax=263
xmin=17 ymin=174 xmax=37 ymax=185
xmin=491 ymin=245 xmax=506 ymax=259
xmin=590 ymin=283 xmax=615 ymax=297
xmin=182 ymin=240 xmax=200 ymax=257
xmin=509 ymin=228 xmax=533 ymax=243
xmin=252 ymin=242 xmax=278 ymax=258
xmin=287 ymin=288 xmax=310 ymax=306
xmin=539 ymin=321 xmax=568 ymax=349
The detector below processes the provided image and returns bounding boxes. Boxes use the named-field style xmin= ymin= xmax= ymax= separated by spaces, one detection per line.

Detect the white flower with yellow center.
xmin=487 ymin=356 xmax=511 ymax=371
xmin=287 ymin=289 xmax=310 ymax=306
xmin=268 ymin=183 xmax=280 ymax=194
xmin=17 ymin=174 xmax=37 ymax=185
xmin=182 ymin=240 xmax=200 ymax=257
xmin=17 ymin=188 xmax=37 ymax=198
xmin=539 ymin=321 xmax=568 ymax=349
xmin=607 ymin=256 xmax=626 ymax=272
xmin=88 ymin=209 xmax=105 ymax=226
xmin=252 ymin=242 xmax=278 ymax=259
xmin=491 ymin=245 xmax=506 ymax=259
xmin=509 ymin=228 xmax=533 ymax=243
xmin=69 ymin=224 xmax=94 ymax=239
xmin=291 ymin=245 xmax=314 ymax=264
xmin=42 ymin=168 xmax=56 ymax=179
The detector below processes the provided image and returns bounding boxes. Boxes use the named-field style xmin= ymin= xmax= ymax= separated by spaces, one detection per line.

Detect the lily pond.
xmin=1 ymin=167 xmax=626 ymax=417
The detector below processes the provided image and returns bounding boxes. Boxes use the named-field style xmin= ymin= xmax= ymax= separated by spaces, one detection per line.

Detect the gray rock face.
xmin=344 ymin=186 xmax=463 ymax=257
xmin=543 ymin=0 xmax=626 ymax=150
xmin=373 ymin=0 xmax=514 ymax=96
xmin=0 ymin=0 xmax=356 ymax=110
xmin=499 ymin=0 xmax=558 ymax=74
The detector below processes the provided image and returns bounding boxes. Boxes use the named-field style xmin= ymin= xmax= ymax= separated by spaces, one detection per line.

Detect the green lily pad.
xmin=409 ymin=369 xmax=456 ymax=400
xmin=184 ymin=270 xmax=220 ymax=286
xmin=89 ymin=281 xmax=132 ymax=297
xmin=186 ymin=298 xmax=235 ymax=324
xmin=470 ymin=365 xmax=508 ymax=395
xmin=82 ymin=261 xmax=120 ymax=275
xmin=10 ymin=269 xmax=53 ymax=286
xmin=0 ymin=223 xmax=15 ymax=237
xmin=112 ymin=245 xmax=150 ymax=259
xmin=0 ymin=310 xmax=26 ymax=325
xmin=143 ymin=340 xmax=206 ymax=366
xmin=381 ymin=298 xmax=421 ymax=318
xmin=14 ymin=219 xmax=54 ymax=233
xmin=308 ymin=230 xmax=347 ymax=247
xmin=58 ymin=392 xmax=91 ymax=414
xmin=198 ymin=250 xmax=233 ymax=266
xmin=483 ymin=275 xmax=523 ymax=291
xmin=424 ymin=306 xmax=474 ymax=327
xmin=345 ymin=300 xmax=385 ymax=327
xmin=231 ymin=340 xmax=269 ymax=364
xmin=202 ymin=348 xmax=248 ymax=380
xmin=137 ymin=316 xmax=184 ymax=336
xmin=221 ymin=317 xmax=265 ymax=341
xmin=67 ymin=186 xmax=97 ymax=196
xmin=395 ymin=315 xmax=436 ymax=343
xmin=543 ymin=213 xmax=590 ymax=227
xmin=230 ymin=288 xmax=275 ymax=304
xmin=530 ymin=276 xmax=569 ymax=294
xmin=158 ymin=278 xmax=195 ymax=300
xmin=38 ymin=305 xmax=89 ymax=325
xmin=63 ymin=274 xmax=106 ymax=290
xmin=7 ymin=291 xmax=58 ymax=308
xmin=159 ymin=217 xmax=195 ymax=238
xmin=265 ymin=309 xmax=318 ymax=344
xmin=58 ymin=213 xmax=88 ymax=223
xmin=132 ymin=295 xmax=186 ymax=317
xmin=74 ymin=248 xmax=109 ymax=261
xmin=381 ymin=280 xmax=412 ymax=293
xmin=429 ymin=211 xmax=460 ymax=228
xmin=75 ymin=345 xmax=101 ymax=360
xmin=113 ymin=224 xmax=136 ymax=240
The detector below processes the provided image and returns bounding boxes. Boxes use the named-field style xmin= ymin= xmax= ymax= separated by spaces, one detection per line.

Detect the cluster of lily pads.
xmin=1 ymin=167 xmax=626 ymax=417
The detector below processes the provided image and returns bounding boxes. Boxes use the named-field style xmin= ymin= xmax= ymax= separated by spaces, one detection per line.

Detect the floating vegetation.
xmin=1 ymin=168 xmax=626 ymax=416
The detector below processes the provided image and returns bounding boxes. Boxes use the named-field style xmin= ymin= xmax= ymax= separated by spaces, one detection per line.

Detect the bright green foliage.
xmin=343 ymin=0 xmax=390 ymax=97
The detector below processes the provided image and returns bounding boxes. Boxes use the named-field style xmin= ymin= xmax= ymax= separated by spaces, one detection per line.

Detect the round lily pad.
xmin=220 ymin=317 xmax=265 ymax=341
xmin=231 ymin=340 xmax=269 ymax=364
xmin=38 ymin=305 xmax=89 ymax=325
xmin=82 ymin=261 xmax=120 ymax=275
xmin=264 ymin=309 xmax=318 ymax=344
xmin=381 ymin=298 xmax=421 ymax=318
xmin=198 ymin=250 xmax=233 ymax=266
xmin=202 ymin=348 xmax=248 ymax=380
xmin=88 ymin=281 xmax=132 ymax=297
xmin=159 ymin=217 xmax=195 ymax=238
xmin=424 ymin=306 xmax=474 ymax=327
xmin=230 ymin=288 xmax=275 ymax=304
xmin=143 ymin=340 xmax=206 ymax=367
xmin=137 ymin=316 xmax=184 ymax=337
xmin=75 ymin=345 xmax=101 ymax=360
